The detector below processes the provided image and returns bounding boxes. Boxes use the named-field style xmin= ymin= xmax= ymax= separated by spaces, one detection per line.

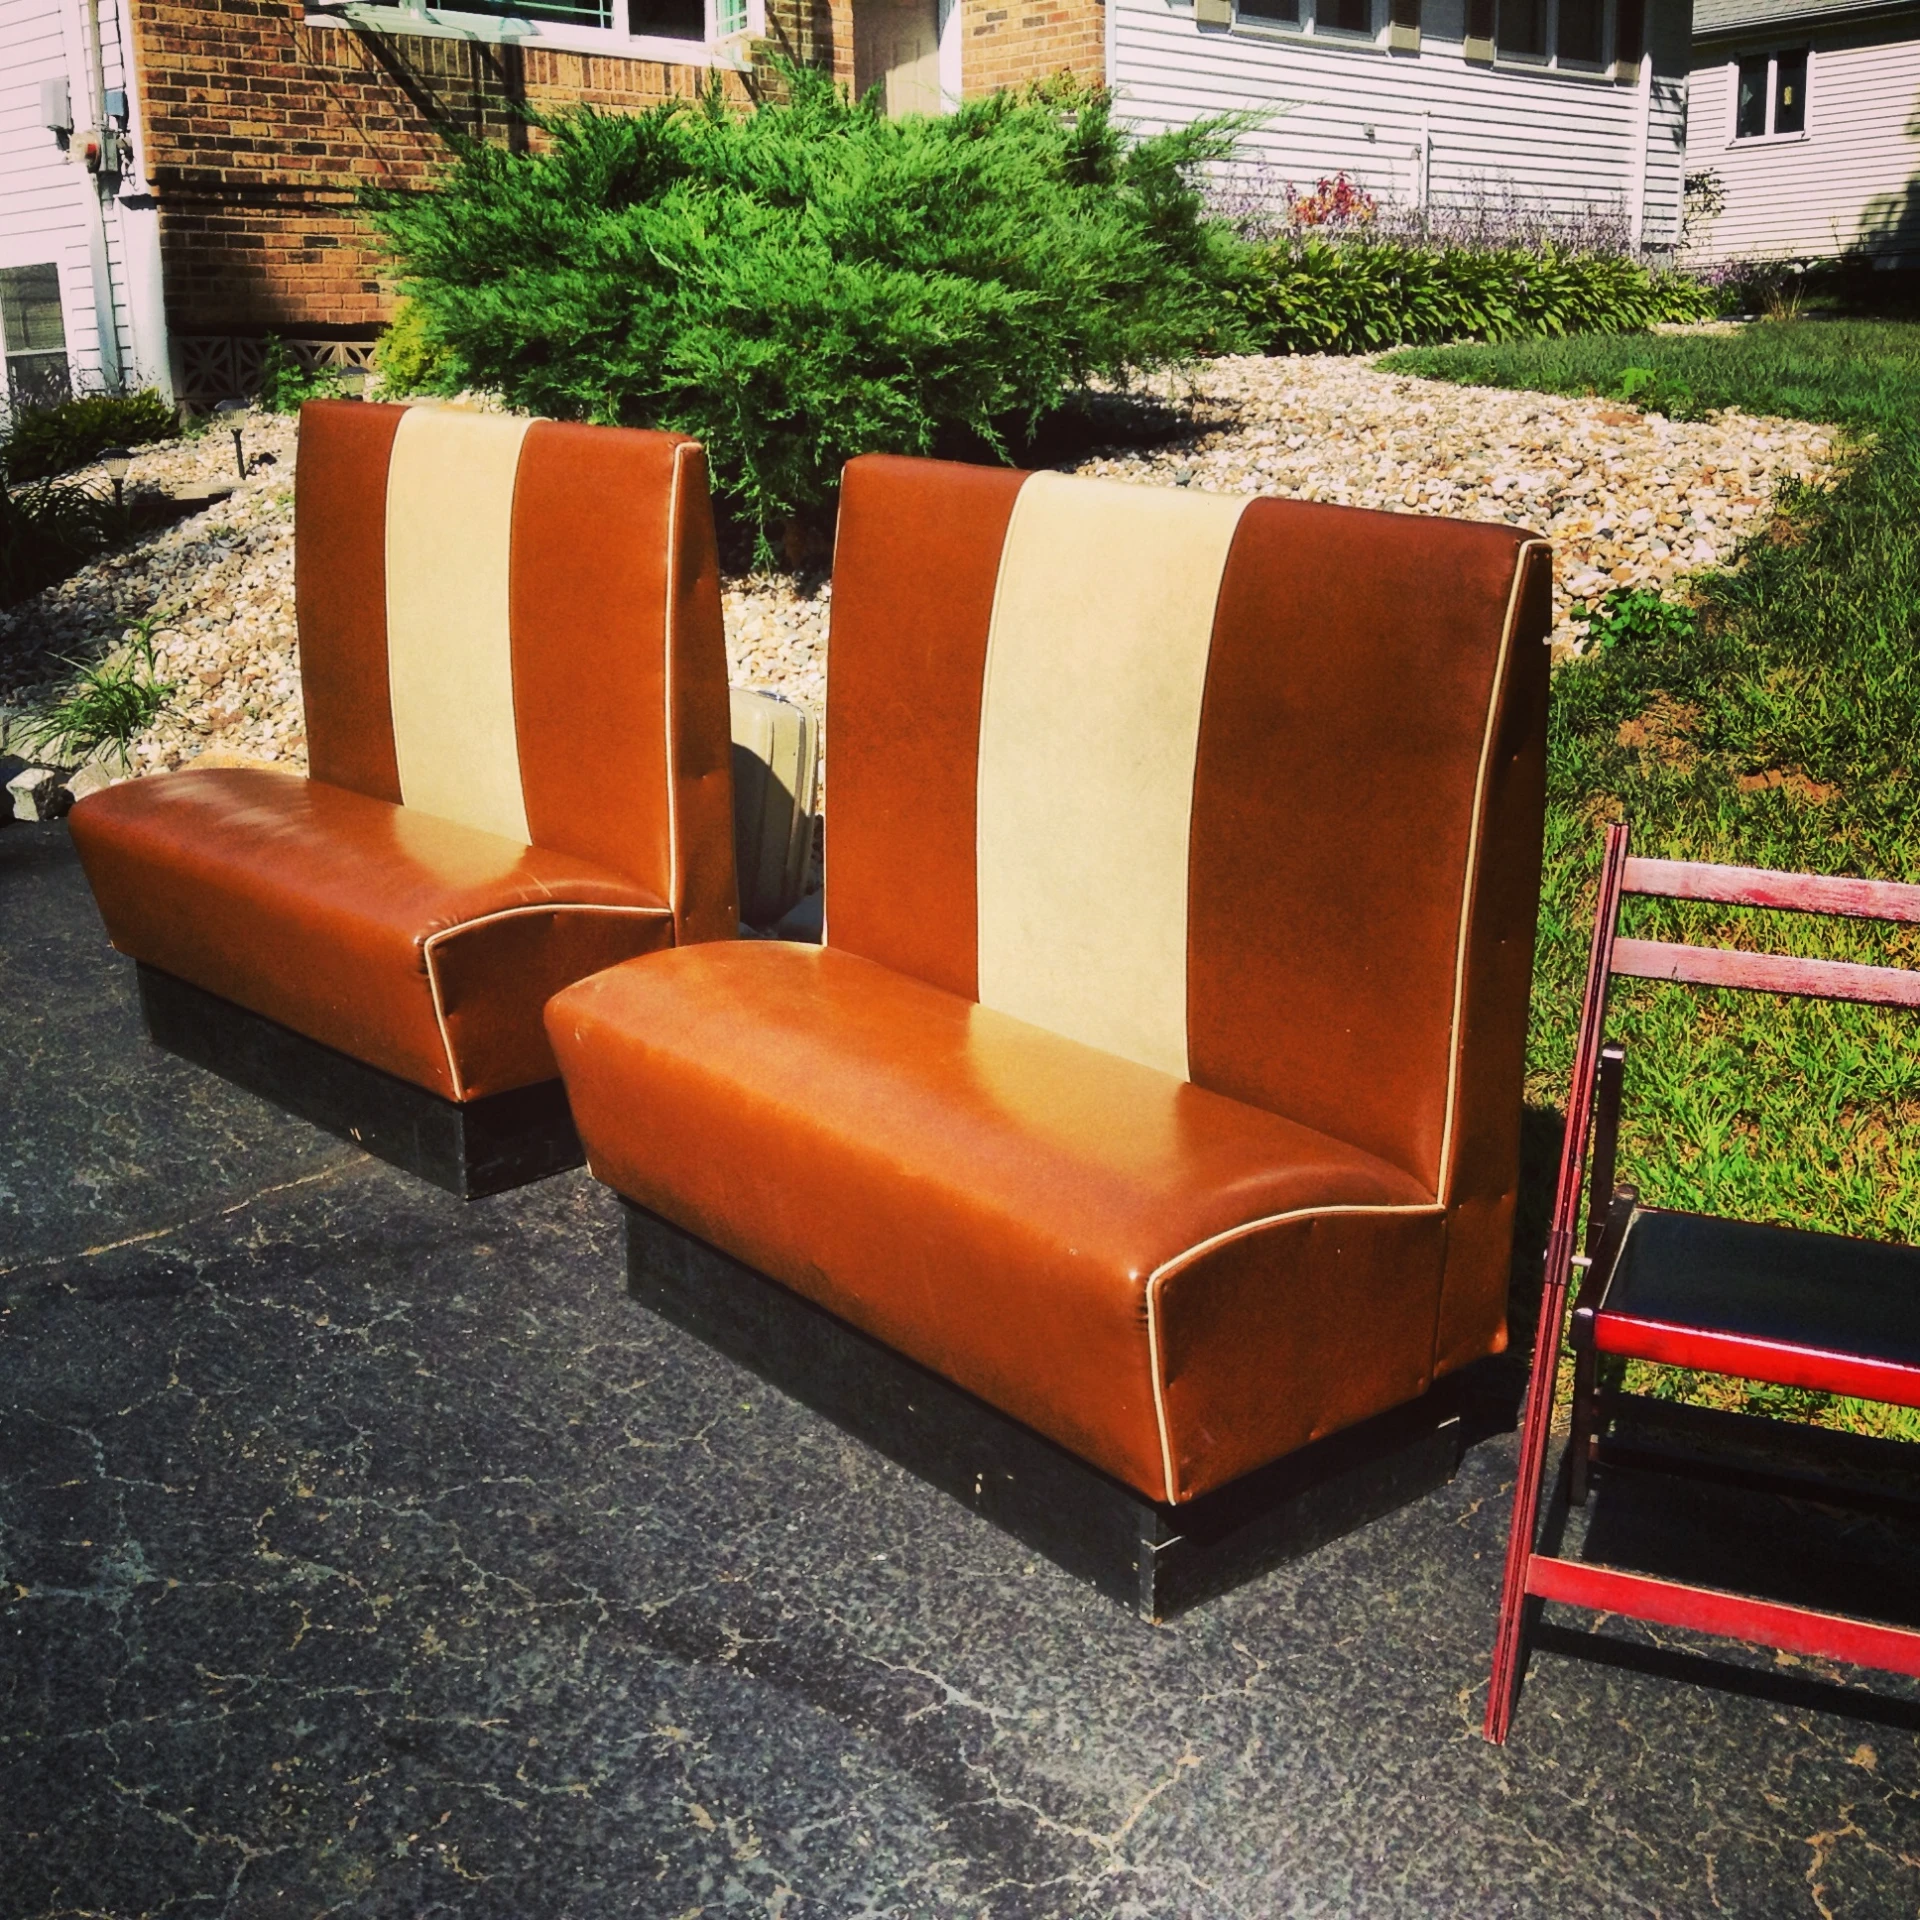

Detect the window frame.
xmin=1485 ymin=0 xmax=1616 ymax=70
xmin=302 ymin=0 xmax=762 ymax=69
xmin=1728 ymin=45 xmax=1813 ymax=144
xmin=1232 ymin=0 xmax=1383 ymax=46
xmin=1231 ymin=0 xmax=1617 ymax=69
xmin=0 ymin=260 xmax=73 ymax=414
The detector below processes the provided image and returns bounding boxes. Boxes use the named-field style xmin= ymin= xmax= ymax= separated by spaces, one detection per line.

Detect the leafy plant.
xmin=1285 ymin=172 xmax=1377 ymax=230
xmin=17 ymin=609 xmax=176 ymax=766
xmin=1570 ymin=585 xmax=1698 ymax=653
xmin=0 ymin=474 xmax=128 ymax=608
xmin=372 ymin=297 xmax=457 ymax=397
xmin=1 ymin=389 xmax=176 ymax=483
xmin=1229 ymin=237 xmax=1713 ymax=356
xmin=1611 ymin=363 xmax=1698 ymax=417
xmin=257 ymin=336 xmax=336 ymax=414
xmin=368 ymin=69 xmax=1251 ymax=550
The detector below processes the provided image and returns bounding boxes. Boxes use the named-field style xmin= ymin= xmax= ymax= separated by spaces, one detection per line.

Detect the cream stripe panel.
xmin=385 ymin=406 xmax=533 ymax=843
xmin=975 ymin=473 xmax=1251 ymax=1080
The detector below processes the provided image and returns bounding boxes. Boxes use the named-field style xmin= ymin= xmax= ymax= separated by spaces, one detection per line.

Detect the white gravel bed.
xmin=0 ymin=357 xmax=1841 ymax=789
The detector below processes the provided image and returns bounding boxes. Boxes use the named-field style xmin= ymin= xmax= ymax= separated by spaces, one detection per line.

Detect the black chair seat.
xmin=1594 ymin=1206 xmax=1920 ymax=1404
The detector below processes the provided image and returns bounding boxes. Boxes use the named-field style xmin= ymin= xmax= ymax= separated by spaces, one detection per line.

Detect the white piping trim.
xmin=1143 ymin=1201 xmax=1445 ymax=1503
xmin=420 ymin=901 xmax=672 ymax=1097
xmin=1434 ymin=540 xmax=1550 ymax=1204
xmin=662 ymin=442 xmax=692 ymax=940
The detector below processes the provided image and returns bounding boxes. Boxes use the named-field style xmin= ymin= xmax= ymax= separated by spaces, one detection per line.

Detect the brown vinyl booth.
xmin=69 ymin=400 xmax=736 ymax=1196
xmin=547 ymin=454 xmax=1552 ymax=1612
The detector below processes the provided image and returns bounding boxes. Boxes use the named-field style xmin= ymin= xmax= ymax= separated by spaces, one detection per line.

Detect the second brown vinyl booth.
xmin=547 ymin=451 xmax=1554 ymax=1615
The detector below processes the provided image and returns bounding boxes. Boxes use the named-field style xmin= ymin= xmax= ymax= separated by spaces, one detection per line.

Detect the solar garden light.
xmin=101 ymin=446 xmax=130 ymax=510
xmin=336 ymin=365 xmax=371 ymax=402
xmin=215 ymin=398 xmax=247 ymax=479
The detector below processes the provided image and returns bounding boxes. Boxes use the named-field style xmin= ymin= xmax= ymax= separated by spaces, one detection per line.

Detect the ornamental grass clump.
xmin=369 ymin=71 xmax=1249 ymax=549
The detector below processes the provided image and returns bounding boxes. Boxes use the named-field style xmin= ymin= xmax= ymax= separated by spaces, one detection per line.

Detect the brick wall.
xmin=130 ymin=0 xmax=845 ymax=336
xmin=129 ymin=0 xmax=1091 ymax=344
xmin=961 ymin=0 xmax=1103 ymax=97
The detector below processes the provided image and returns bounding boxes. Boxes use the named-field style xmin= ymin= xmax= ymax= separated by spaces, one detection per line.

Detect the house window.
xmin=1464 ymin=0 xmax=1609 ymax=66
xmin=1734 ymin=49 xmax=1810 ymax=139
xmin=0 ymin=263 xmax=71 ymax=412
xmin=304 ymin=0 xmax=755 ymax=61
xmin=1237 ymin=0 xmax=1376 ymax=35
xmin=1498 ymin=0 xmax=1546 ymax=56
xmin=1558 ymin=0 xmax=1603 ymax=64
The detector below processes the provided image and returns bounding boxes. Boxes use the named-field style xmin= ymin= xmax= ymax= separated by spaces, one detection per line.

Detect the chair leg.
xmin=1569 ymin=1343 xmax=1598 ymax=1508
xmin=1485 ymin=1232 xmax=1576 ymax=1744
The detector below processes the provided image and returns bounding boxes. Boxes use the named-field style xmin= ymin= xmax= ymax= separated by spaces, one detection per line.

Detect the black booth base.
xmin=137 ymin=964 xmax=583 ymax=1199
xmin=625 ymin=1202 xmax=1488 ymax=1620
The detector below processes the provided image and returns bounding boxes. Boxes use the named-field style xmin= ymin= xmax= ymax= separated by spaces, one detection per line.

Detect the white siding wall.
xmin=0 ymin=0 xmax=167 ymax=412
xmin=1113 ymin=0 xmax=1692 ymax=246
xmin=1686 ymin=23 xmax=1920 ymax=262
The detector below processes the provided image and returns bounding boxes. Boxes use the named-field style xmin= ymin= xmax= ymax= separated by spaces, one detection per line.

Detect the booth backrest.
xmin=293 ymin=399 xmax=736 ymax=944
xmin=825 ymin=453 xmax=1552 ymax=1198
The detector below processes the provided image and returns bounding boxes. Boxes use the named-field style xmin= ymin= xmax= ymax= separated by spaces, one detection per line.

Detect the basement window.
xmin=1 ymin=263 xmax=71 ymax=413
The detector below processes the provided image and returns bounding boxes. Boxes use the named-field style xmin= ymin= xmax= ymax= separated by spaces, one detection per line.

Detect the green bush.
xmin=368 ymin=70 xmax=1249 ymax=545
xmin=1 ymin=388 xmax=176 ymax=482
xmin=1230 ymin=237 xmax=1714 ymax=355
xmin=373 ymin=297 xmax=458 ymax=397
xmin=256 ymin=336 xmax=344 ymax=414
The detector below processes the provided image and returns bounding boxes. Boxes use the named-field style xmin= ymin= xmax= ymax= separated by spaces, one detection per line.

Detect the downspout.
xmin=80 ymin=0 xmax=126 ymax=391
xmin=1625 ymin=45 xmax=1653 ymax=254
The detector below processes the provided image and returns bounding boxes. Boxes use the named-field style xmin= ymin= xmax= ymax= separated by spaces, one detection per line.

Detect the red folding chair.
xmin=1485 ymin=819 xmax=1920 ymax=1743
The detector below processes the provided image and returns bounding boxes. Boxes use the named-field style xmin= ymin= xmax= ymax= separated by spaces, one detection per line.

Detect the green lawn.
xmin=1384 ymin=321 xmax=1920 ymax=1436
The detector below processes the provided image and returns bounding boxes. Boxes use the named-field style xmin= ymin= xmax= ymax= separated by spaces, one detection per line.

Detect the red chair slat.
xmin=1592 ymin=1312 xmax=1920 ymax=1407
xmin=1526 ymin=1555 xmax=1920 ymax=1679
xmin=1611 ymin=937 xmax=1920 ymax=1008
xmin=1624 ymin=857 xmax=1920 ymax=924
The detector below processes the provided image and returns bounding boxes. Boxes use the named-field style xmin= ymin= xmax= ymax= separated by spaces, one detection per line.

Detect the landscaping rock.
xmin=7 ymin=765 xmax=68 ymax=822
xmin=0 ymin=360 xmax=1840 ymax=794
xmin=64 ymin=758 xmax=127 ymax=804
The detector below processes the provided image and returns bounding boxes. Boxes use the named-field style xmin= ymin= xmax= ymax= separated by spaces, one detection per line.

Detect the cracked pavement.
xmin=5 ymin=820 xmax=1920 ymax=1917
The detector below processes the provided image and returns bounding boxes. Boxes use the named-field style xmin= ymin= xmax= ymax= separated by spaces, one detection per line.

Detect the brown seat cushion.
xmin=74 ymin=768 xmax=672 ymax=1101
xmin=548 ymin=942 xmax=1444 ymax=1502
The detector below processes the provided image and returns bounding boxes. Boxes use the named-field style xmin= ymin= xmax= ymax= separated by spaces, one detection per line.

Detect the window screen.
xmin=1774 ymin=49 xmax=1808 ymax=133
xmin=1558 ymin=0 xmax=1603 ymax=62
xmin=1240 ymin=0 xmax=1302 ymax=22
xmin=1497 ymin=0 xmax=1545 ymax=55
xmin=1735 ymin=55 xmax=1768 ymax=137
xmin=0 ymin=263 xmax=71 ymax=411
xmin=1321 ymin=0 xmax=1372 ymax=29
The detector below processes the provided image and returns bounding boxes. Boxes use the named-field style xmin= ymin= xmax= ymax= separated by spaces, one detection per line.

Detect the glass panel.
xmin=6 ymin=351 xmax=72 ymax=411
xmin=433 ymin=0 xmax=616 ymax=25
xmin=1774 ymin=49 xmax=1808 ymax=134
xmin=1735 ymin=55 xmax=1768 ymax=137
xmin=1241 ymin=0 xmax=1302 ymax=22
xmin=1497 ymin=0 xmax=1545 ymax=54
xmin=1321 ymin=0 xmax=1372 ymax=29
xmin=0 ymin=263 xmax=66 ymax=356
xmin=1558 ymin=0 xmax=1602 ymax=63
xmin=630 ymin=0 xmax=705 ymax=32
xmin=714 ymin=0 xmax=747 ymax=31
